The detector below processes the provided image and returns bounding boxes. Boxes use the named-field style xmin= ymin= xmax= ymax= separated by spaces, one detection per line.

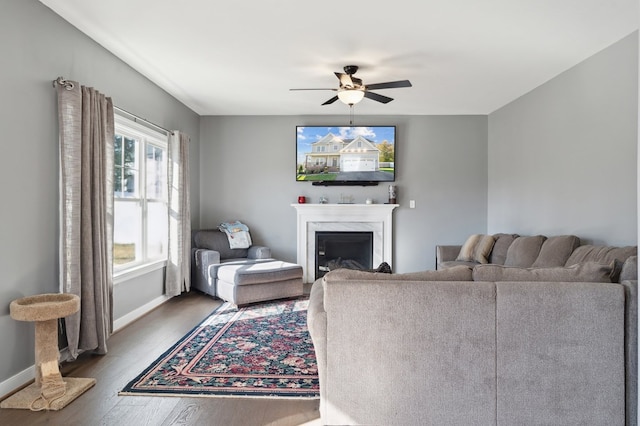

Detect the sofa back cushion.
xmin=531 ymin=235 xmax=581 ymax=268
xmin=565 ymin=245 xmax=637 ymax=267
xmin=325 ymin=265 xmax=473 ymax=282
xmin=473 ymin=262 xmax=613 ymax=283
xmin=489 ymin=233 xmax=519 ymax=265
xmin=194 ymin=230 xmax=249 ymax=259
xmin=503 ymin=235 xmax=547 ymax=267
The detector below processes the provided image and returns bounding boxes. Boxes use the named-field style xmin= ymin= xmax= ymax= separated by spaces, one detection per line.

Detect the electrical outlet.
xmin=410 ymin=200 xmax=416 ymax=209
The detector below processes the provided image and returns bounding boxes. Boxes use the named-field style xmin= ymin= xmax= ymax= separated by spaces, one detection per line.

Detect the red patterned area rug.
xmin=119 ymin=297 xmax=319 ymax=398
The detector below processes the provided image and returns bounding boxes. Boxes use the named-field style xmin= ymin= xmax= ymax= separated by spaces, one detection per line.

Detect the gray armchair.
xmin=191 ymin=229 xmax=272 ymax=296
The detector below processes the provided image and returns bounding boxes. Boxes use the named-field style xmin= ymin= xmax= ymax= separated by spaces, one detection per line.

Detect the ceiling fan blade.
xmin=365 ymin=80 xmax=412 ymax=90
xmin=335 ymin=72 xmax=354 ymax=88
xmin=364 ymin=91 xmax=394 ymax=104
xmin=322 ymin=96 xmax=339 ymax=105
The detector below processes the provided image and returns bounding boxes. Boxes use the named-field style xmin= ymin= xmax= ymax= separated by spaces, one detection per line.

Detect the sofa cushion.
xmin=194 ymin=230 xmax=249 ymax=259
xmin=440 ymin=260 xmax=480 ymax=270
xmin=217 ymin=260 xmax=302 ymax=285
xmin=488 ymin=233 xmax=519 ymax=265
xmin=473 ymin=262 xmax=613 ymax=283
xmin=325 ymin=265 xmax=473 ymax=282
xmin=503 ymin=235 xmax=547 ymax=267
xmin=456 ymin=234 xmax=495 ymax=264
xmin=531 ymin=235 xmax=581 ymax=268
xmin=565 ymin=245 xmax=637 ymax=267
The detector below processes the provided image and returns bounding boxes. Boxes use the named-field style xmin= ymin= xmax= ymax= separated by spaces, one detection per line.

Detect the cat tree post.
xmin=0 ymin=293 xmax=96 ymax=411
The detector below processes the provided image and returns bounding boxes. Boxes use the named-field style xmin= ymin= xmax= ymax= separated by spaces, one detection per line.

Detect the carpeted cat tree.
xmin=1 ymin=294 xmax=96 ymax=411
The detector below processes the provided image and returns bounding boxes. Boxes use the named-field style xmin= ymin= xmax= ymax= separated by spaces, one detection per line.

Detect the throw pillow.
xmin=454 ymin=234 xmax=496 ymax=264
xmin=456 ymin=234 xmax=483 ymax=262
xmin=472 ymin=261 xmax=613 ymax=283
xmin=473 ymin=235 xmax=496 ymax=264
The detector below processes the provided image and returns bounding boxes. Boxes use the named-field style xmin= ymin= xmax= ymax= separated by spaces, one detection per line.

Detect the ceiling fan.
xmin=290 ymin=65 xmax=412 ymax=106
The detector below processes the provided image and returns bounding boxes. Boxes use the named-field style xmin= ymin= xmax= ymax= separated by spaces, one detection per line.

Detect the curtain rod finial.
xmin=53 ymin=77 xmax=74 ymax=90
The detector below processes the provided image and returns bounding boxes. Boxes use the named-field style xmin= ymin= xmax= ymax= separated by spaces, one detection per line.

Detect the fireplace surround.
xmin=292 ymin=203 xmax=399 ymax=283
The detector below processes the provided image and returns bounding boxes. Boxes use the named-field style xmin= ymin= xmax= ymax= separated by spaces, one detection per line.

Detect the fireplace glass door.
xmin=315 ymin=231 xmax=373 ymax=280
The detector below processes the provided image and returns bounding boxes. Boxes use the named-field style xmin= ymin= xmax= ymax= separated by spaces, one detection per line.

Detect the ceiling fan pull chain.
xmin=349 ymin=105 xmax=355 ymax=126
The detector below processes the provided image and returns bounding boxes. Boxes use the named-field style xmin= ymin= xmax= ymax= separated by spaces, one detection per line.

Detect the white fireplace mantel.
xmin=292 ymin=203 xmax=399 ymax=283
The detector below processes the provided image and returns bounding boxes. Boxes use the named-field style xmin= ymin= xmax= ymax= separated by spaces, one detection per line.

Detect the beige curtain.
xmin=57 ymin=78 xmax=114 ymax=360
xmin=166 ymin=131 xmax=191 ymax=296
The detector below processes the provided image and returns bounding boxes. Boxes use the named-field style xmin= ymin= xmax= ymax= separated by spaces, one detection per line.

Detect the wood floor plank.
xmin=0 ymin=291 xmax=320 ymax=426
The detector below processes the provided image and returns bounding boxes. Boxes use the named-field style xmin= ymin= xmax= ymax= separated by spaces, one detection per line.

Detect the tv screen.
xmin=296 ymin=125 xmax=396 ymax=185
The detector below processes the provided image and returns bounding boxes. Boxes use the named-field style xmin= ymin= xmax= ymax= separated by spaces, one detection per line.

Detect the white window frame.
xmin=113 ymin=114 xmax=168 ymax=282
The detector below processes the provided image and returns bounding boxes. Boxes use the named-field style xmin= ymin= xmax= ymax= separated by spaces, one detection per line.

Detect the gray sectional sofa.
xmin=436 ymin=233 xmax=636 ymax=272
xmin=307 ymin=237 xmax=638 ymax=425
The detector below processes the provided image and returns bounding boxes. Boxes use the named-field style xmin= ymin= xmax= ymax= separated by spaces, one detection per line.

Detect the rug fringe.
xmin=118 ymin=391 xmax=319 ymax=400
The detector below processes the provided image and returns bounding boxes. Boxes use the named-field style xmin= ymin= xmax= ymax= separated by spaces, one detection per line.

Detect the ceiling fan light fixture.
xmin=337 ymin=88 xmax=365 ymax=105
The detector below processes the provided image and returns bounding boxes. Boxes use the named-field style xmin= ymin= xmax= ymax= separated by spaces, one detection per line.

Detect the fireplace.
xmin=315 ymin=231 xmax=373 ymax=280
xmin=292 ymin=203 xmax=398 ymax=283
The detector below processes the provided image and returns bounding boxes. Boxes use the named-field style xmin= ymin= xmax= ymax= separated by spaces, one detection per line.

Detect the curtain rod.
xmin=113 ymin=106 xmax=174 ymax=136
xmin=52 ymin=76 xmax=174 ymax=136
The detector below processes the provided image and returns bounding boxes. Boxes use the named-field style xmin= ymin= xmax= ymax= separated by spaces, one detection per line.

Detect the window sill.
xmin=114 ymin=259 xmax=166 ymax=285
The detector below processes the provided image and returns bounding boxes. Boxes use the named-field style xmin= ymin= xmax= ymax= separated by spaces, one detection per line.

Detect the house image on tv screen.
xmin=298 ymin=128 xmax=395 ymax=182
xmin=307 ymin=133 xmax=381 ymax=171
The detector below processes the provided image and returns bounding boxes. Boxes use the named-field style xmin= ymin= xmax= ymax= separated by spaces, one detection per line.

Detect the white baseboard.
xmin=113 ymin=294 xmax=172 ymax=332
xmin=0 ymin=366 xmax=34 ymax=400
xmin=0 ymin=294 xmax=172 ymax=398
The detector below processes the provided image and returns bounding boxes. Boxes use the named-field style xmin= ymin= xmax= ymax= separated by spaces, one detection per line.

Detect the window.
xmin=113 ymin=115 xmax=168 ymax=275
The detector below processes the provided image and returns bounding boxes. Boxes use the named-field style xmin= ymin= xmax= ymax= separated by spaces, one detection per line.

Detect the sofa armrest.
xmin=248 ymin=245 xmax=271 ymax=259
xmin=307 ymin=278 xmax=327 ymax=417
xmin=436 ymin=245 xmax=461 ymax=269
xmin=192 ymin=248 xmax=221 ymax=294
xmin=195 ymin=248 xmax=221 ymax=266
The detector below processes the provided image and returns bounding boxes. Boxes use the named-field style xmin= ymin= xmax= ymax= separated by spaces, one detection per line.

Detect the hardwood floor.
xmin=0 ymin=292 xmax=321 ymax=426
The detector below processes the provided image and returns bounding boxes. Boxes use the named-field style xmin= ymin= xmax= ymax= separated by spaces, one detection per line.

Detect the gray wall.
xmin=199 ymin=115 xmax=488 ymax=273
xmin=488 ymin=32 xmax=638 ymax=245
xmin=0 ymin=0 xmax=200 ymax=387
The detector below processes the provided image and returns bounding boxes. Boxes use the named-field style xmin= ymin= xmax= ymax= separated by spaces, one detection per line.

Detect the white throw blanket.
xmin=218 ymin=221 xmax=252 ymax=249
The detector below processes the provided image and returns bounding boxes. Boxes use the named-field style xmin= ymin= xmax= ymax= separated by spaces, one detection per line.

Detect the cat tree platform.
xmin=1 ymin=293 xmax=96 ymax=411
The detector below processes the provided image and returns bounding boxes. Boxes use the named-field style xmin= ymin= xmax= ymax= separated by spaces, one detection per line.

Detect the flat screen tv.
xmin=296 ymin=125 xmax=396 ymax=186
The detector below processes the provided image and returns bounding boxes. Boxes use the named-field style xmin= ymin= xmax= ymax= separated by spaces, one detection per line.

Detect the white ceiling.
xmin=39 ymin=0 xmax=638 ymax=116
